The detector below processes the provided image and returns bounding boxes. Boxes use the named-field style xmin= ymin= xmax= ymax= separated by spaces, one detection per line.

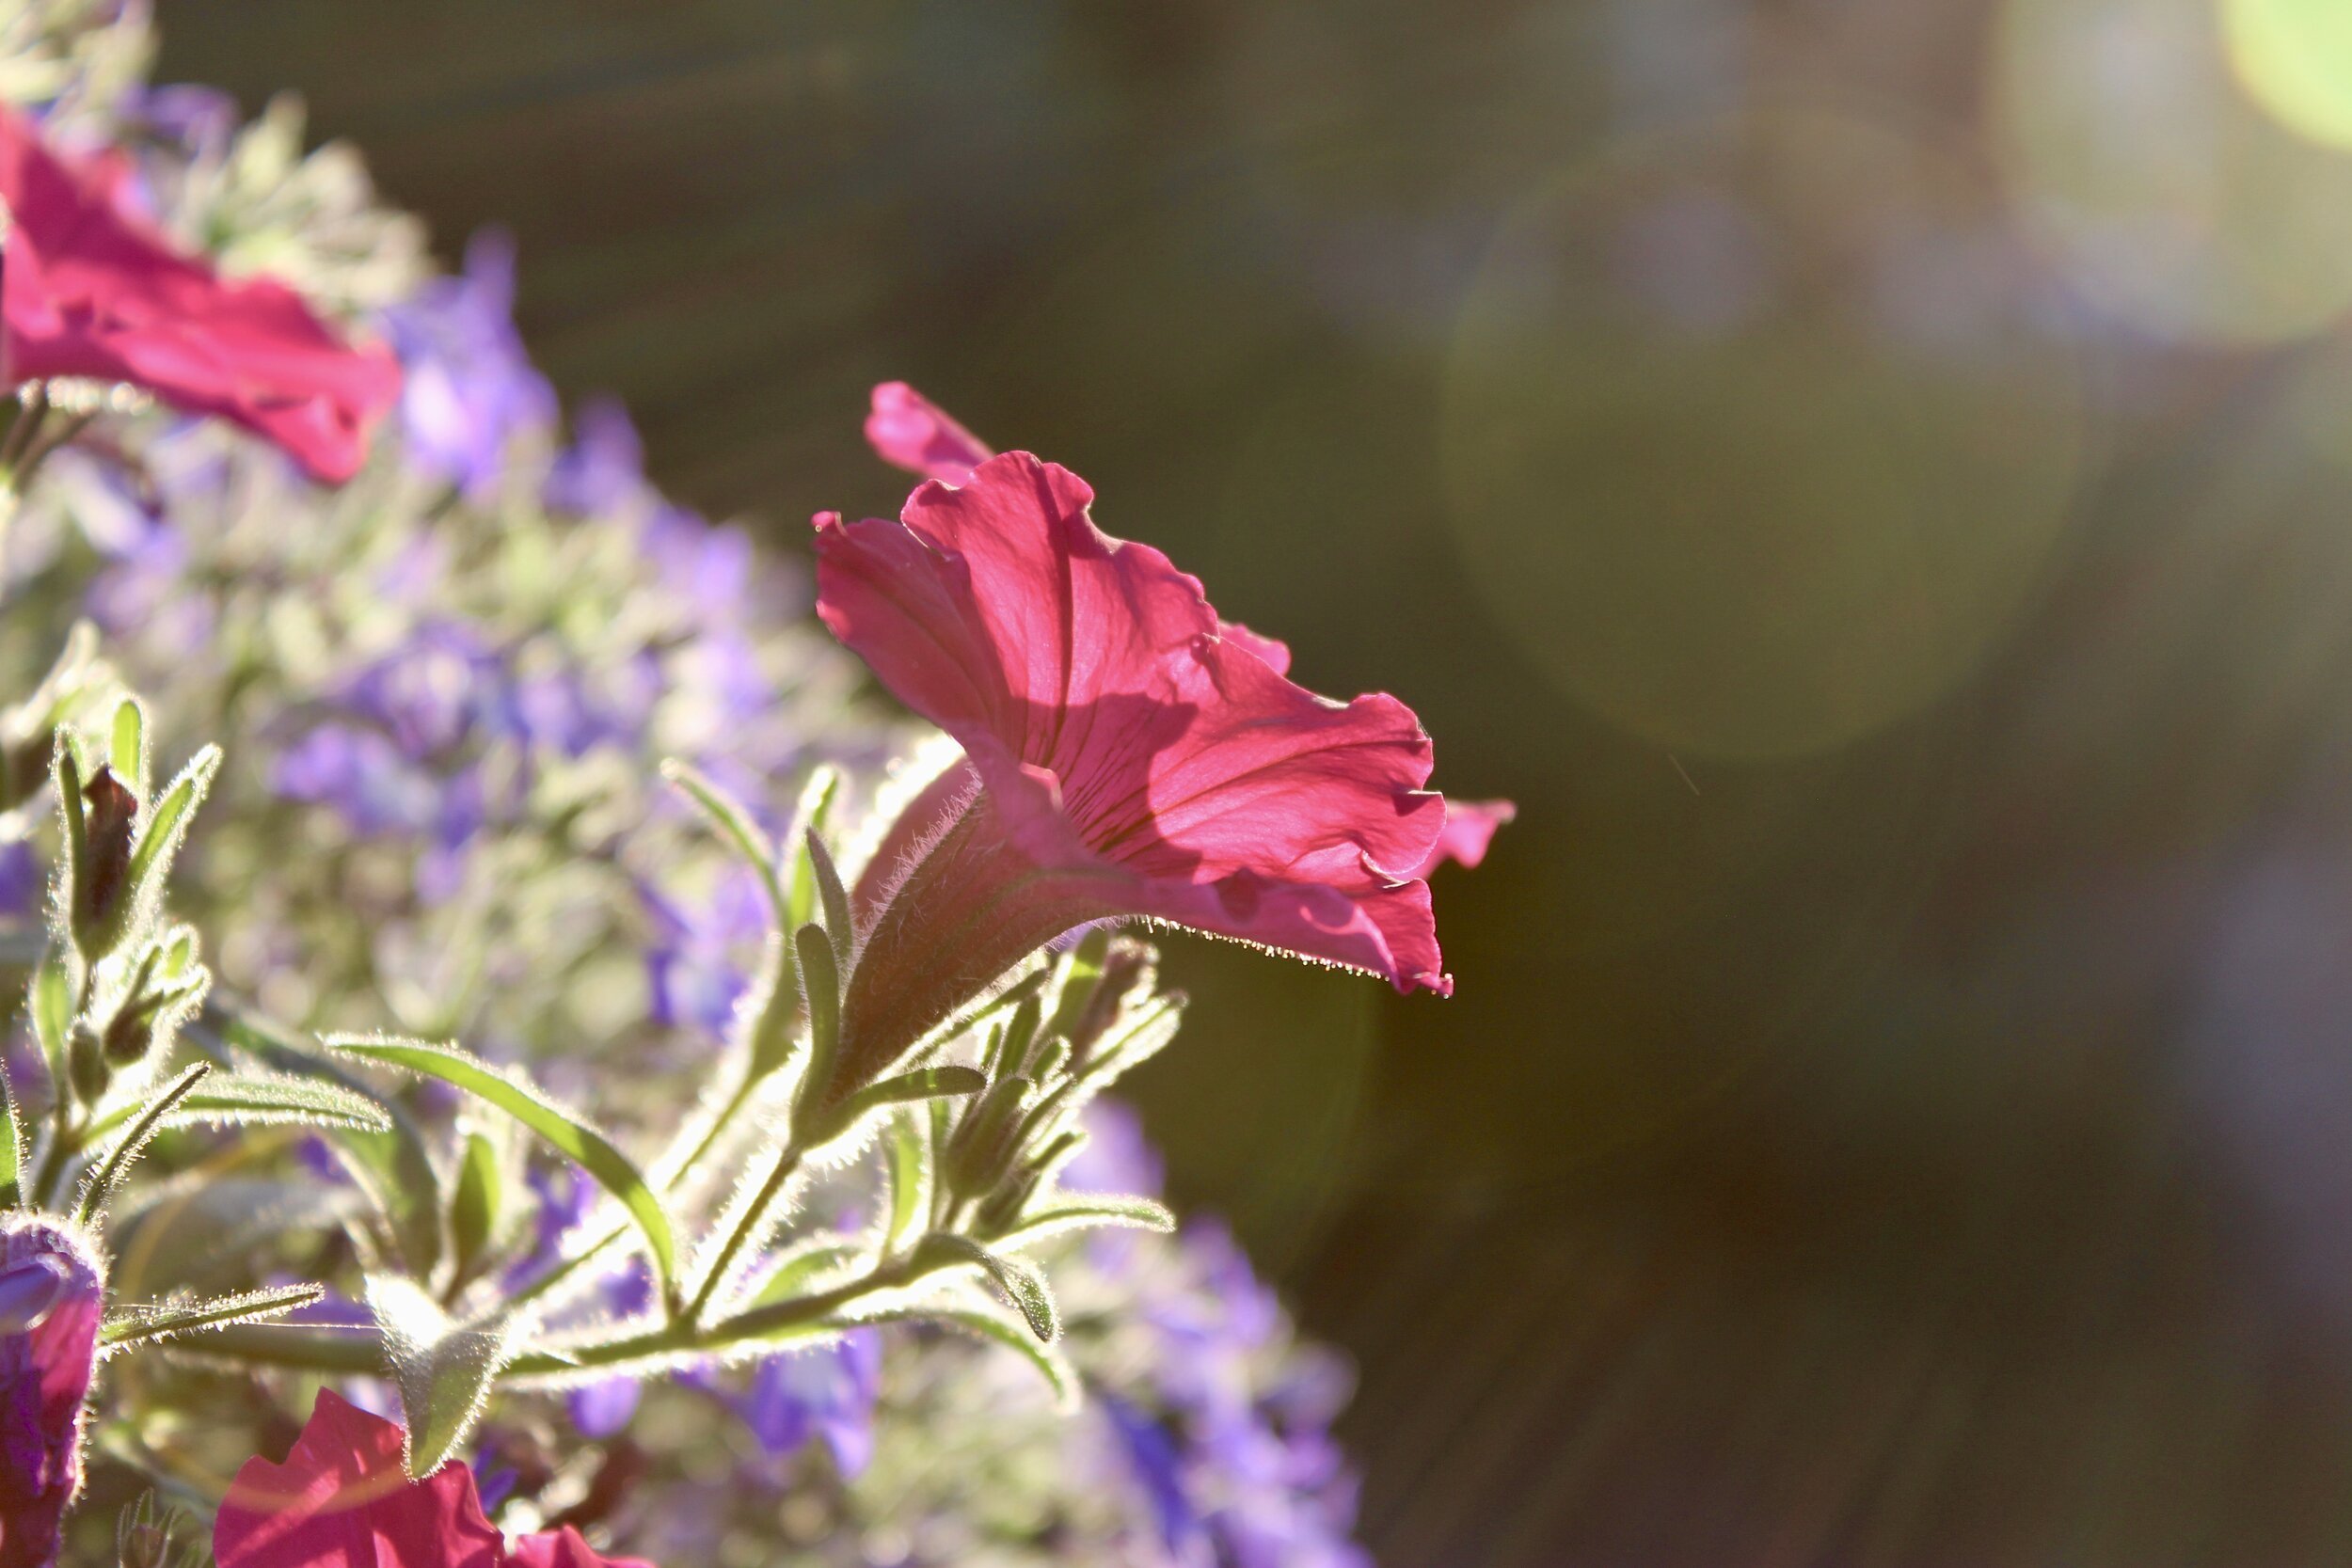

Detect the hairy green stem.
xmin=685 ymin=1140 xmax=804 ymax=1325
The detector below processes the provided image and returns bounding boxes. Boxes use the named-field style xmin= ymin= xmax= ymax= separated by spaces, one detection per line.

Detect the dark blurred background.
xmin=155 ymin=1 xmax=2352 ymax=1561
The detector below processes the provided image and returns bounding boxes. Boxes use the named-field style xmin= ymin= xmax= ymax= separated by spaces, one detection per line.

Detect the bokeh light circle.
xmin=2221 ymin=0 xmax=2352 ymax=151
xmin=1442 ymin=109 xmax=2084 ymax=761
xmin=1997 ymin=0 xmax=2352 ymax=344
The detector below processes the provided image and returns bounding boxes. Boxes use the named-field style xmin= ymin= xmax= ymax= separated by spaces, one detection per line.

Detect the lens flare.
xmin=2221 ymin=0 xmax=2352 ymax=150
xmin=1996 ymin=0 xmax=2352 ymax=344
xmin=1443 ymin=110 xmax=2082 ymax=761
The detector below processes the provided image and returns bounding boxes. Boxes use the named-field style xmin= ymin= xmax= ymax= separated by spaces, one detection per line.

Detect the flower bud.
xmin=70 ymin=765 xmax=137 ymax=959
xmin=0 ymin=1217 xmax=104 ymax=1568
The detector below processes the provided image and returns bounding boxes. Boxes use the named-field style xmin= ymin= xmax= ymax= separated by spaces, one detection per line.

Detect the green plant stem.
xmin=684 ymin=1140 xmax=804 ymax=1325
xmin=503 ymin=1068 xmax=764 ymax=1314
xmin=193 ymin=1247 xmax=950 ymax=1382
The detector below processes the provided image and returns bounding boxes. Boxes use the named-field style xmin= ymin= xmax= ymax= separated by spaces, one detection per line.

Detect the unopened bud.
xmin=72 ymin=764 xmax=137 ymax=955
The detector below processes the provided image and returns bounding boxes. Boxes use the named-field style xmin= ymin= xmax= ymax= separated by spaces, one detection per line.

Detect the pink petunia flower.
xmin=215 ymin=1390 xmax=655 ymax=1568
xmin=1403 ymin=799 xmax=1516 ymax=881
xmin=0 ymin=105 xmax=401 ymax=484
xmin=0 ymin=1217 xmax=103 ymax=1568
xmin=862 ymin=381 xmax=1295 ymax=680
xmin=864 ymin=380 xmax=992 ymax=485
xmin=812 ymin=449 xmax=1453 ymax=1096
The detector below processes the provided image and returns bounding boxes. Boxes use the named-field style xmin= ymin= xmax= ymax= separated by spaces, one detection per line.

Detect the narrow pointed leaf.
xmin=86 ymin=1071 xmax=395 ymax=1140
xmin=109 ymin=699 xmax=144 ymax=796
xmin=119 ymin=745 xmax=219 ymax=923
xmin=918 ymin=1232 xmax=1058 ymax=1341
xmin=818 ymin=1065 xmax=986 ymax=1140
xmin=991 ymin=1195 xmax=1177 ymax=1251
xmin=75 ymin=1062 xmax=210 ymax=1223
xmin=101 ymin=1283 xmax=326 ymax=1350
xmin=805 ymin=828 xmax=853 ymax=970
xmin=329 ymin=1036 xmax=677 ymax=1305
xmin=0 ymin=1069 xmax=20 ymax=1208
xmin=883 ymin=1110 xmax=929 ymax=1253
xmin=855 ymin=1299 xmax=1079 ymax=1411
xmin=31 ymin=955 xmax=71 ymax=1083
xmin=661 ymin=759 xmax=783 ymax=917
xmin=783 ymin=766 xmax=841 ymax=932
xmin=450 ymin=1131 xmax=501 ymax=1278
xmin=744 ymin=1236 xmax=867 ymax=1310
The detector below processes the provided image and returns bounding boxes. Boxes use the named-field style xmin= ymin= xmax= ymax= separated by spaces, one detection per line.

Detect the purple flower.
xmin=1100 ymin=1393 xmax=1200 ymax=1557
xmin=546 ymin=398 xmax=651 ymax=517
xmin=0 ymin=840 xmax=42 ymax=924
xmin=381 ymin=229 xmax=559 ymax=499
xmin=642 ymin=868 xmax=771 ymax=1039
xmin=568 ymin=1378 xmax=641 ymax=1440
xmin=0 ymin=1218 xmax=103 ymax=1568
xmin=735 ymin=1329 xmax=882 ymax=1478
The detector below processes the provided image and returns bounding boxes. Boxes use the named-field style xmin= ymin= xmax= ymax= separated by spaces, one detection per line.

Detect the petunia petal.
xmin=0 ymin=106 xmax=401 ymax=483
xmin=214 ymin=1390 xmax=504 ymax=1568
xmin=865 ymin=381 xmax=993 ymax=484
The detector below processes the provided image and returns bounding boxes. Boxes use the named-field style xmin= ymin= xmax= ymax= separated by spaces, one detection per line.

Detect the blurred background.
xmin=151 ymin=0 xmax=2352 ymax=1560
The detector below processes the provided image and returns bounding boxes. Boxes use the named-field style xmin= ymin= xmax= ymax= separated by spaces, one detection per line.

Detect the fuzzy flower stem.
xmin=193 ymin=1247 xmax=951 ymax=1381
xmin=685 ymin=1141 xmax=803 ymax=1326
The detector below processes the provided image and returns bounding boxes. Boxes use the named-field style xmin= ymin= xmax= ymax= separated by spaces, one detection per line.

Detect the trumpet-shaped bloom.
xmin=1405 ymin=799 xmax=1516 ymax=880
xmin=215 ymin=1391 xmax=655 ymax=1568
xmin=0 ymin=1219 xmax=103 ymax=1568
xmin=813 ymin=451 xmax=1449 ymax=1086
xmin=0 ymin=105 xmax=399 ymax=483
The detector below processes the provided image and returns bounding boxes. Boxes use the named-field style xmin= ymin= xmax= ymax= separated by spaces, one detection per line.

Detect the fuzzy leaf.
xmin=883 ymin=1110 xmax=930 ymax=1254
xmin=368 ymin=1274 xmax=512 ymax=1477
xmin=0 ymin=1071 xmax=19 ymax=1209
xmin=992 ymin=1194 xmax=1178 ymax=1251
xmin=744 ymin=1236 xmax=867 ymax=1310
xmin=330 ymin=1036 xmax=678 ymax=1307
xmin=108 ymin=698 xmax=144 ymax=797
xmin=102 ymin=1283 xmax=325 ymax=1350
xmin=88 ymin=1071 xmax=394 ymax=1139
xmin=31 ymin=955 xmax=71 ymax=1084
xmin=117 ymin=745 xmax=219 ymax=936
xmin=858 ymin=1298 xmax=1079 ymax=1411
xmin=74 ymin=1062 xmax=209 ymax=1223
xmin=450 ymin=1131 xmax=501 ymax=1279
xmin=918 ymin=1232 xmax=1058 ymax=1342
xmin=662 ymin=760 xmax=783 ymax=918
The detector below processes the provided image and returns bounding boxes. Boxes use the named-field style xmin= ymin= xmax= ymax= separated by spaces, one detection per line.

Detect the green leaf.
xmin=804 ymin=828 xmax=853 ymax=971
xmin=330 ymin=1036 xmax=679 ymax=1308
xmin=74 ymin=1062 xmax=211 ymax=1223
xmin=991 ymin=1194 xmax=1177 ymax=1251
xmin=87 ymin=1070 xmax=394 ymax=1140
xmin=783 ymin=766 xmax=841 ymax=932
xmin=31 ymin=954 xmax=72 ymax=1084
xmin=813 ymin=1065 xmax=986 ymax=1144
xmin=917 ymin=1232 xmax=1059 ymax=1342
xmin=794 ymin=924 xmax=842 ymax=1115
xmin=109 ymin=698 xmax=144 ymax=797
xmin=111 ymin=745 xmax=219 ymax=950
xmin=102 ymin=1283 xmax=326 ymax=1350
xmin=743 ymin=1236 xmax=866 ymax=1309
xmin=192 ymin=1009 xmax=444 ymax=1275
xmin=661 ymin=760 xmax=784 ymax=919
xmin=857 ymin=1298 xmax=1079 ymax=1411
xmin=368 ymin=1274 xmax=513 ymax=1477
xmin=882 ymin=1110 xmax=930 ymax=1254
xmin=450 ymin=1131 xmax=501 ymax=1279
xmin=0 ymin=1069 xmax=20 ymax=1209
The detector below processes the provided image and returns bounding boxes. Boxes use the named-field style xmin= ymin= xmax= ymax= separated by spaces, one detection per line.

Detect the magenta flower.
xmin=0 ymin=106 xmax=400 ymax=483
xmin=0 ymin=1217 xmax=103 ymax=1568
xmin=864 ymin=380 xmax=992 ymax=485
xmin=215 ymin=1391 xmax=656 ymax=1568
xmin=1403 ymin=799 xmax=1516 ymax=881
xmin=812 ymin=449 xmax=1451 ymax=1092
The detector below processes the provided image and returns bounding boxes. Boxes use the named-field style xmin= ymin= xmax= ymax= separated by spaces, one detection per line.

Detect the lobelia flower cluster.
xmin=0 ymin=5 xmax=1510 ymax=1566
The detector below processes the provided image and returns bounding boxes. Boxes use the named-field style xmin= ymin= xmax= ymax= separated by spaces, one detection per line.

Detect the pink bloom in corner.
xmin=812 ymin=451 xmax=1452 ymax=1094
xmin=0 ymin=105 xmax=401 ymax=483
xmin=215 ymin=1390 xmax=656 ymax=1568
xmin=865 ymin=380 xmax=993 ymax=485
xmin=0 ymin=1218 xmax=103 ymax=1568
xmin=1404 ymin=799 xmax=1516 ymax=881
